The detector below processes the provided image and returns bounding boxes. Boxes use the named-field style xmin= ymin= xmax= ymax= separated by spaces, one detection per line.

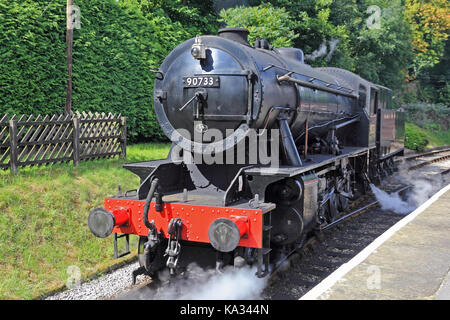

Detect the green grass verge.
xmin=0 ymin=143 xmax=170 ymax=299
xmin=405 ymin=122 xmax=450 ymax=151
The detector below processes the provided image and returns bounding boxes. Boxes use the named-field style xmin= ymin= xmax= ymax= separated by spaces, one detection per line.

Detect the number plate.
xmin=183 ymin=76 xmax=220 ymax=88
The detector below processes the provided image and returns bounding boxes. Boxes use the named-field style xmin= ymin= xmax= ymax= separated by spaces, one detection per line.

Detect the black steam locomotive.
xmin=88 ymin=28 xmax=404 ymax=280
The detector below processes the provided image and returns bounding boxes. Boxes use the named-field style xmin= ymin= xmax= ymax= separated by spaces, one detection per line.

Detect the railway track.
xmin=265 ymin=183 xmax=409 ymax=286
xmin=111 ymin=183 xmax=415 ymax=300
xmin=251 ymin=148 xmax=450 ymax=287
xmin=401 ymin=146 xmax=450 ymax=162
xmin=399 ymin=146 xmax=450 ymax=172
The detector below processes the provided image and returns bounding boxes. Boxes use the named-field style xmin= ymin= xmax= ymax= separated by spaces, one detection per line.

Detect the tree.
xmin=229 ymin=0 xmax=413 ymax=90
xmin=405 ymin=0 xmax=450 ymax=74
xmin=350 ymin=0 xmax=414 ymax=90
xmin=219 ymin=3 xmax=298 ymax=48
xmin=256 ymin=0 xmax=353 ymax=69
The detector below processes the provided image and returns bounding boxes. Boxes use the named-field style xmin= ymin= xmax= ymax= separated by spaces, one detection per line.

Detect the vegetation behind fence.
xmin=0 ymin=112 xmax=126 ymax=174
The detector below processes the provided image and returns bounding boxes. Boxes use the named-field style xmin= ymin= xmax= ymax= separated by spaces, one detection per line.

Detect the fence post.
xmin=72 ymin=116 xmax=80 ymax=166
xmin=120 ymin=116 xmax=127 ymax=159
xmin=9 ymin=119 xmax=18 ymax=174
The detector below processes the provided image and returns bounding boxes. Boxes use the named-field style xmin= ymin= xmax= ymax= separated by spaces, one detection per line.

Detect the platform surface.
xmin=302 ymin=184 xmax=450 ymax=300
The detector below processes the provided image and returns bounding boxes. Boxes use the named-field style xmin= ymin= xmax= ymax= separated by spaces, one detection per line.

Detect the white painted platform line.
xmin=300 ymin=183 xmax=450 ymax=300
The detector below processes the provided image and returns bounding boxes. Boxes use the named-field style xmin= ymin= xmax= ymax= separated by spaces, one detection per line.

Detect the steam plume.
xmin=370 ymin=173 xmax=442 ymax=214
xmin=136 ymin=263 xmax=267 ymax=300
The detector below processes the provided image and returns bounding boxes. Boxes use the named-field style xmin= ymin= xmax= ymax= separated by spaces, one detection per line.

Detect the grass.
xmin=405 ymin=122 xmax=450 ymax=151
xmin=0 ymin=142 xmax=170 ymax=299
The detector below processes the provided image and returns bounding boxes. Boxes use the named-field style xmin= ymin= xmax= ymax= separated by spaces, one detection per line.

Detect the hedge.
xmin=0 ymin=0 xmax=218 ymax=142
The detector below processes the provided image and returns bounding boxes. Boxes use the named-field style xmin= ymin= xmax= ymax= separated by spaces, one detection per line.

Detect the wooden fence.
xmin=0 ymin=112 xmax=126 ymax=174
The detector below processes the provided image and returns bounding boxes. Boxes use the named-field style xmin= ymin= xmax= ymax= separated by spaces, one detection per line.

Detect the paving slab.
xmin=304 ymin=185 xmax=450 ymax=300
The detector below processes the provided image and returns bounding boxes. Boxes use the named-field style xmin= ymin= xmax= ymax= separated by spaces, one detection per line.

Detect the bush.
xmin=405 ymin=122 xmax=450 ymax=151
xmin=405 ymin=123 xmax=428 ymax=151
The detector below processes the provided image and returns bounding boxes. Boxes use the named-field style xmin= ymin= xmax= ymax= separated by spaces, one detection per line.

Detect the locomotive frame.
xmin=88 ymin=28 xmax=405 ymax=280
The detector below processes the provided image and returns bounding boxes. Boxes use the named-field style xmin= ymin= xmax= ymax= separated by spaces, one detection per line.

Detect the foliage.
xmin=403 ymin=102 xmax=450 ymax=151
xmin=405 ymin=122 xmax=450 ymax=151
xmin=404 ymin=122 xmax=429 ymax=151
xmin=0 ymin=0 xmax=218 ymax=142
xmin=410 ymin=38 xmax=450 ymax=105
xmin=0 ymin=0 xmax=67 ymax=115
xmin=436 ymin=83 xmax=450 ymax=106
xmin=251 ymin=0 xmax=354 ymax=70
xmin=349 ymin=0 xmax=413 ymax=90
xmin=219 ymin=3 xmax=298 ymax=48
xmin=0 ymin=0 xmax=448 ymax=141
xmin=243 ymin=0 xmax=414 ymax=90
xmin=124 ymin=0 xmax=219 ymax=36
xmin=403 ymin=102 xmax=449 ymax=131
xmin=401 ymin=0 xmax=449 ymax=104
xmin=404 ymin=0 xmax=450 ymax=74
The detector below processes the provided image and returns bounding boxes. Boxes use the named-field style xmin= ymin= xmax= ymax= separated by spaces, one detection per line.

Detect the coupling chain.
xmin=165 ymin=217 xmax=183 ymax=275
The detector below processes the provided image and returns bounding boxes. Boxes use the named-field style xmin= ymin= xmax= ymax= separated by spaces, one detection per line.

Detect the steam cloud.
xmin=137 ymin=263 xmax=267 ymax=300
xmin=370 ymin=173 xmax=442 ymax=214
xmin=370 ymin=184 xmax=414 ymax=214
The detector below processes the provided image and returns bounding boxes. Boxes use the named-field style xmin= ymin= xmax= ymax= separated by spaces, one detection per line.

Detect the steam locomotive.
xmin=88 ymin=28 xmax=404 ymax=281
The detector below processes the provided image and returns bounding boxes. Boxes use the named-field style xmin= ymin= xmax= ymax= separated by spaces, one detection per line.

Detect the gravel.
xmin=45 ymin=261 xmax=150 ymax=300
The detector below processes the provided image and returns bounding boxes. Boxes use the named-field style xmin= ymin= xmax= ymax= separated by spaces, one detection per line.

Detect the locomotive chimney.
xmin=218 ymin=27 xmax=250 ymax=46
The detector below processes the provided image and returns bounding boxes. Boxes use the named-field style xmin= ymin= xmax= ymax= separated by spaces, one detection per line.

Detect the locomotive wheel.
xmin=326 ymin=194 xmax=339 ymax=223
xmin=138 ymin=236 xmax=147 ymax=266
xmin=390 ymin=158 xmax=398 ymax=172
xmin=353 ymin=173 xmax=369 ymax=197
xmin=370 ymin=166 xmax=381 ymax=185
xmin=271 ymin=206 xmax=304 ymax=246
xmin=336 ymin=178 xmax=351 ymax=212
xmin=317 ymin=205 xmax=327 ymax=225
xmin=294 ymin=233 xmax=308 ymax=252
xmin=337 ymin=194 xmax=349 ymax=212
xmin=273 ymin=178 xmax=303 ymax=206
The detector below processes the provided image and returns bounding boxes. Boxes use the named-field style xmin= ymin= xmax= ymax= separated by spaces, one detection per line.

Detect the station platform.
xmin=301 ymin=184 xmax=450 ymax=300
